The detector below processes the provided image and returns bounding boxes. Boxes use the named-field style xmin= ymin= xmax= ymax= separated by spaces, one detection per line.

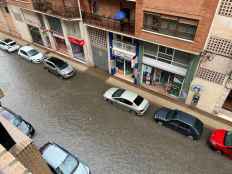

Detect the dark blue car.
xmin=153 ymin=108 xmax=204 ymax=140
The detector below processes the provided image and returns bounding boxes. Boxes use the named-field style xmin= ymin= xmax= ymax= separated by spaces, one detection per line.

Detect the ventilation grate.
xmin=197 ymin=67 xmax=226 ymax=84
xmin=218 ymin=0 xmax=232 ymax=17
xmin=206 ymin=36 xmax=232 ymax=58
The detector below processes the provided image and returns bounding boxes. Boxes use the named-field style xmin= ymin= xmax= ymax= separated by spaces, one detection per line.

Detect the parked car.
xmin=18 ymin=46 xmax=45 ymax=63
xmin=43 ymin=57 xmax=76 ymax=79
xmin=0 ymin=106 xmax=35 ymax=138
xmin=208 ymin=129 xmax=232 ymax=157
xmin=40 ymin=142 xmax=91 ymax=174
xmin=0 ymin=38 xmax=20 ymax=52
xmin=153 ymin=108 xmax=204 ymax=140
xmin=103 ymin=88 xmax=150 ymax=115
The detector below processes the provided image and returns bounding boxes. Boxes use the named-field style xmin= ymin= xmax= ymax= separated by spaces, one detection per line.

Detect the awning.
xmin=143 ymin=56 xmax=187 ymax=76
xmin=68 ymin=36 xmax=85 ymax=46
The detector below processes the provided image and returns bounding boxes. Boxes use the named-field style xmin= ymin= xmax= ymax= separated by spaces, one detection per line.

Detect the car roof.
xmin=174 ymin=110 xmax=197 ymax=126
xmin=3 ymin=39 xmax=13 ymax=43
xmin=120 ymin=90 xmax=138 ymax=102
xmin=48 ymin=57 xmax=66 ymax=65
xmin=20 ymin=46 xmax=34 ymax=52
xmin=42 ymin=143 xmax=68 ymax=169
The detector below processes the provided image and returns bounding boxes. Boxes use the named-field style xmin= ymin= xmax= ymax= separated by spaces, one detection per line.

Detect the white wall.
xmin=8 ymin=5 xmax=32 ymax=42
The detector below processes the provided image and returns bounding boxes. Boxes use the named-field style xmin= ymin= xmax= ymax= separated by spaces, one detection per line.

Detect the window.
xmin=122 ymin=99 xmax=133 ymax=106
xmin=143 ymin=12 xmax=198 ymax=40
xmin=47 ymin=62 xmax=56 ymax=68
xmin=20 ymin=50 xmax=28 ymax=56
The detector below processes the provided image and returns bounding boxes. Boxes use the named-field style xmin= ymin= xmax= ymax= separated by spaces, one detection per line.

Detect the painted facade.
xmin=186 ymin=0 xmax=232 ymax=119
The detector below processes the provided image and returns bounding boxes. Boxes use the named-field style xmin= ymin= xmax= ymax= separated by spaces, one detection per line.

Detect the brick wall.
xmin=135 ymin=0 xmax=219 ymax=54
xmin=7 ymin=0 xmax=33 ymax=9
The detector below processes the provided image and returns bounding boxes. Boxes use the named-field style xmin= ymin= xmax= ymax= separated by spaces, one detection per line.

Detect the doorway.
xmin=223 ymin=90 xmax=232 ymax=112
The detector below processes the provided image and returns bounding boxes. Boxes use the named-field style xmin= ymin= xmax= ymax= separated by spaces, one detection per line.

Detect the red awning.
xmin=68 ymin=36 xmax=85 ymax=46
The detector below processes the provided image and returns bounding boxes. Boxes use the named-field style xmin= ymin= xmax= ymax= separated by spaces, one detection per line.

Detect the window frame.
xmin=143 ymin=12 xmax=198 ymax=41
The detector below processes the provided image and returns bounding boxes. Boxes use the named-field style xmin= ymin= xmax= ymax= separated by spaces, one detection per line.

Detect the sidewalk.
xmin=1 ymin=31 xmax=232 ymax=130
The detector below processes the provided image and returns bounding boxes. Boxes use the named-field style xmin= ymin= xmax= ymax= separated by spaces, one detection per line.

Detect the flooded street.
xmin=0 ymin=50 xmax=232 ymax=174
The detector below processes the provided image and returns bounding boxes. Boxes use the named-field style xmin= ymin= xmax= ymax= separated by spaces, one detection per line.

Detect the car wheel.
xmin=216 ymin=150 xmax=223 ymax=155
xmin=187 ymin=135 xmax=194 ymax=140
xmin=157 ymin=121 xmax=163 ymax=126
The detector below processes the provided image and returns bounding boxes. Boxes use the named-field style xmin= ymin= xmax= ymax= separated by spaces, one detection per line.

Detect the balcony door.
xmin=223 ymin=90 xmax=232 ymax=112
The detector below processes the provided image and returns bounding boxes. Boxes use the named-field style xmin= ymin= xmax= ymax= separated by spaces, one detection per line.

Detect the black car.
xmin=0 ymin=106 xmax=35 ymax=138
xmin=43 ymin=57 xmax=76 ymax=79
xmin=153 ymin=108 xmax=204 ymax=140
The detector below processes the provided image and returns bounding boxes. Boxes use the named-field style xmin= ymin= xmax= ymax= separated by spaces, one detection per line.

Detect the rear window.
xmin=112 ymin=89 xmax=125 ymax=97
xmin=134 ymin=96 xmax=144 ymax=106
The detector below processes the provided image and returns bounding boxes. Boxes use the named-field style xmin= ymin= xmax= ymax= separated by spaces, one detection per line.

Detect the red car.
xmin=209 ymin=129 xmax=232 ymax=158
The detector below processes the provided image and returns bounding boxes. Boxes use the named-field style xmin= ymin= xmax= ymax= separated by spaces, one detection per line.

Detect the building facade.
xmin=186 ymin=0 xmax=232 ymax=119
xmin=80 ymin=0 xmax=218 ymax=100
xmin=1 ymin=0 xmax=230 ymax=117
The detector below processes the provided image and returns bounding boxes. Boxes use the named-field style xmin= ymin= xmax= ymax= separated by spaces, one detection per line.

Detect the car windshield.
xmin=225 ymin=131 xmax=232 ymax=146
xmin=9 ymin=42 xmax=16 ymax=46
xmin=167 ymin=110 xmax=177 ymax=120
xmin=134 ymin=96 xmax=144 ymax=106
xmin=112 ymin=89 xmax=125 ymax=98
xmin=194 ymin=120 xmax=202 ymax=131
xmin=12 ymin=116 xmax=23 ymax=127
xmin=28 ymin=49 xmax=39 ymax=56
xmin=56 ymin=155 xmax=79 ymax=174
xmin=0 ymin=110 xmax=17 ymax=122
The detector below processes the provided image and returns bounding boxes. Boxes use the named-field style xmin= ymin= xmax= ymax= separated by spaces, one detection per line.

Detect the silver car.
xmin=43 ymin=57 xmax=76 ymax=79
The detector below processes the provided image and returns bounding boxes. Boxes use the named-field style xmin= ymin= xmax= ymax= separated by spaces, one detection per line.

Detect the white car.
xmin=18 ymin=46 xmax=45 ymax=63
xmin=103 ymin=88 xmax=150 ymax=115
xmin=40 ymin=142 xmax=91 ymax=174
xmin=0 ymin=38 xmax=20 ymax=52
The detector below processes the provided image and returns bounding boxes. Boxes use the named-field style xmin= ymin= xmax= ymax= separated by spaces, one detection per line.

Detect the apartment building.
xmin=186 ymin=0 xmax=232 ymax=119
xmin=0 ymin=1 xmax=226 ymax=110
xmin=0 ymin=116 xmax=52 ymax=174
xmin=0 ymin=0 xmax=19 ymax=37
xmin=80 ymin=0 xmax=218 ymax=100
xmin=4 ymin=0 xmax=91 ymax=63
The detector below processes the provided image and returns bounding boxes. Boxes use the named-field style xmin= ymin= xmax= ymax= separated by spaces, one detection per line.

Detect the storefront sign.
xmin=143 ymin=56 xmax=187 ymax=76
xmin=68 ymin=36 xmax=85 ymax=46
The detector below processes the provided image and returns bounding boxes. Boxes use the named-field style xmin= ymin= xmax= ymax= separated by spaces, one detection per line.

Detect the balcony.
xmin=0 ymin=0 xmax=7 ymax=6
xmin=82 ymin=12 xmax=135 ymax=35
xmin=32 ymin=0 xmax=80 ymax=19
xmin=113 ymin=40 xmax=136 ymax=53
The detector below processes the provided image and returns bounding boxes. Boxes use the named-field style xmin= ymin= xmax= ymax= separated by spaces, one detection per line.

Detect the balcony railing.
xmin=113 ymin=40 xmax=136 ymax=53
xmin=32 ymin=0 xmax=80 ymax=19
xmin=82 ymin=12 xmax=135 ymax=35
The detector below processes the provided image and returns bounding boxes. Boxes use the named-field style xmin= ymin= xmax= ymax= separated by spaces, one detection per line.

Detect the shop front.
xmin=141 ymin=42 xmax=194 ymax=98
xmin=110 ymin=34 xmax=139 ymax=83
xmin=68 ymin=36 xmax=85 ymax=61
xmin=142 ymin=61 xmax=186 ymax=97
xmin=28 ymin=25 xmax=43 ymax=45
